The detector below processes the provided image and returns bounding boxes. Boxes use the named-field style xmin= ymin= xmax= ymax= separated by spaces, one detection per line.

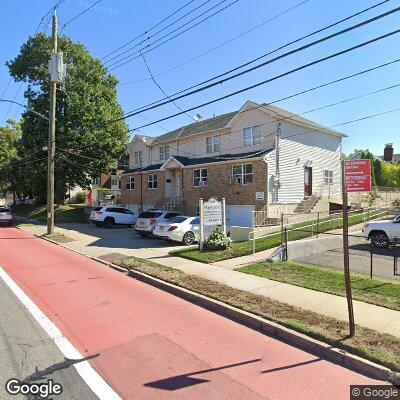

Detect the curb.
xmin=15 ymin=224 xmax=400 ymax=385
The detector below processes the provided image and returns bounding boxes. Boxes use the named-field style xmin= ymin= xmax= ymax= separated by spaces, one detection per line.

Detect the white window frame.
xmin=159 ymin=146 xmax=169 ymax=161
xmin=111 ymin=176 xmax=119 ymax=187
xmin=243 ymin=125 xmax=262 ymax=147
xmin=232 ymin=164 xmax=253 ymax=185
xmin=134 ymin=150 xmax=143 ymax=166
xmin=193 ymin=168 xmax=208 ymax=187
xmin=92 ymin=177 xmax=100 ymax=187
xmin=148 ymin=174 xmax=158 ymax=189
xmin=324 ymin=170 xmax=334 ymax=185
xmin=126 ymin=176 xmax=134 ymax=190
xmin=206 ymin=135 xmax=221 ymax=153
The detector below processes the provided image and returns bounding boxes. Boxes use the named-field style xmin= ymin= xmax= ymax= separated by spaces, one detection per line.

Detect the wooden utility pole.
xmin=47 ymin=11 xmax=58 ymax=236
xmin=341 ymin=160 xmax=355 ymax=336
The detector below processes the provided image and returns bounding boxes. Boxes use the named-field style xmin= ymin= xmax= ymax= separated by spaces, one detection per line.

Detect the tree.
xmin=6 ymin=33 xmax=128 ymax=204
xmin=373 ymin=158 xmax=383 ymax=187
xmin=359 ymin=150 xmax=377 ymax=187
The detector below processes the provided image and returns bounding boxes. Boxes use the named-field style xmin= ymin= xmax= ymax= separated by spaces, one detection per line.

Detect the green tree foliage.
xmin=382 ymin=163 xmax=400 ymax=187
xmin=6 ymin=33 xmax=128 ymax=203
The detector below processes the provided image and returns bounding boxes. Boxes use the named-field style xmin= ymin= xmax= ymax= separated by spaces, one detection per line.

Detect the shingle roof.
xmin=122 ymin=148 xmax=273 ymax=174
xmin=152 ymin=111 xmax=237 ymax=144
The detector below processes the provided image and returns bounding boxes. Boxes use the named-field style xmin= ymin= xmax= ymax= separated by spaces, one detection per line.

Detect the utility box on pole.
xmin=48 ymin=52 xmax=66 ymax=83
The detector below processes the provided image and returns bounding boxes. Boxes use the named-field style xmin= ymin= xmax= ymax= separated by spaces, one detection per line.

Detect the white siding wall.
xmin=276 ymin=122 xmax=342 ymax=204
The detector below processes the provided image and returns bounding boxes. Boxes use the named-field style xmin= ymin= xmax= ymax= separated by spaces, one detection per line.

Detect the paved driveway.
xmin=19 ymin=222 xmax=188 ymax=260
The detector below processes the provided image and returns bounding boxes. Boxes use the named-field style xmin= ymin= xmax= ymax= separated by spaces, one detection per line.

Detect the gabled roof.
xmin=152 ymin=111 xmax=237 ymax=144
xmin=122 ymin=148 xmax=273 ymax=175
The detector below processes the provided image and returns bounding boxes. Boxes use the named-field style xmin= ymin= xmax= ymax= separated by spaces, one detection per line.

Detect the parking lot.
xmin=17 ymin=222 xmax=188 ymax=261
xmin=295 ymin=234 xmax=400 ymax=281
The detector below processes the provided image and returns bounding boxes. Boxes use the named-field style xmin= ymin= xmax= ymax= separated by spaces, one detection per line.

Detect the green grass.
xmin=238 ymin=261 xmax=400 ymax=312
xmin=172 ymin=211 xmax=385 ymax=263
xmin=12 ymin=203 xmax=88 ymax=224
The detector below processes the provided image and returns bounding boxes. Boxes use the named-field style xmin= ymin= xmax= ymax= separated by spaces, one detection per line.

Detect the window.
xmin=193 ymin=168 xmax=208 ymax=187
xmin=159 ymin=146 xmax=169 ymax=161
xmin=148 ymin=174 xmax=158 ymax=189
xmin=134 ymin=151 xmax=143 ymax=166
xmin=192 ymin=217 xmax=200 ymax=225
xmin=206 ymin=135 xmax=221 ymax=153
xmin=138 ymin=211 xmax=163 ymax=218
xmin=92 ymin=177 xmax=100 ymax=186
xmin=170 ymin=216 xmax=188 ymax=223
xmin=243 ymin=125 xmax=262 ymax=147
xmin=324 ymin=170 xmax=333 ymax=185
xmin=111 ymin=176 xmax=119 ymax=187
xmin=232 ymin=164 xmax=253 ymax=184
xmin=164 ymin=212 xmax=181 ymax=220
xmin=126 ymin=176 xmax=134 ymax=190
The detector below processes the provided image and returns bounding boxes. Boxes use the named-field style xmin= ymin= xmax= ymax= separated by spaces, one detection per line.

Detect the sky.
xmin=1 ymin=0 xmax=400 ymax=156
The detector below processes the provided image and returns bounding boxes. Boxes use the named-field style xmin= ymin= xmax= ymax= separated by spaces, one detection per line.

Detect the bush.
xmin=72 ymin=191 xmax=86 ymax=204
xmin=203 ymin=228 xmax=232 ymax=251
xmin=393 ymin=199 xmax=400 ymax=211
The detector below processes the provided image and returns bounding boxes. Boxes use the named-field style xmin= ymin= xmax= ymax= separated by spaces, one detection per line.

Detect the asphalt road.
xmin=0 ymin=278 xmax=97 ymax=400
xmin=0 ymin=227 xmax=386 ymax=399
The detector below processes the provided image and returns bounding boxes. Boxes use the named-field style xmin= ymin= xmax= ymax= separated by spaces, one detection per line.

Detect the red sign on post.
xmin=344 ymin=159 xmax=371 ymax=193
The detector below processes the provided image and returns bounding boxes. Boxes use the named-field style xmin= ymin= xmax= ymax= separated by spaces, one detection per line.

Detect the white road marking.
xmin=0 ymin=266 xmax=121 ymax=400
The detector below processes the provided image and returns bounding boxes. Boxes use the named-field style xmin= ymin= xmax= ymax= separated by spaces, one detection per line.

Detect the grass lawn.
xmin=100 ymin=252 xmax=400 ymax=372
xmin=238 ymin=261 xmax=400 ymax=312
xmin=12 ymin=203 xmax=88 ymax=224
xmin=171 ymin=211 xmax=385 ymax=263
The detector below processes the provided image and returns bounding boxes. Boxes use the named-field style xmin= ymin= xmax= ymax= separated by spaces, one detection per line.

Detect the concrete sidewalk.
xmin=18 ymin=222 xmax=400 ymax=339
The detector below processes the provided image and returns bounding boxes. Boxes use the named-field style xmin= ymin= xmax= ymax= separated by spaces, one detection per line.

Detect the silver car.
xmin=135 ymin=210 xmax=182 ymax=236
xmin=0 ymin=207 xmax=12 ymax=227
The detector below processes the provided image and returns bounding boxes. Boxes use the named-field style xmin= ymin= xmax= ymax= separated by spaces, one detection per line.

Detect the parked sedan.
xmin=135 ymin=210 xmax=182 ymax=236
xmin=153 ymin=216 xmax=200 ymax=245
xmin=89 ymin=206 xmax=136 ymax=228
xmin=0 ymin=207 xmax=13 ymax=227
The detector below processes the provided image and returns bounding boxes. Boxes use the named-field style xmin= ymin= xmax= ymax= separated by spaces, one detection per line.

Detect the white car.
xmin=135 ymin=210 xmax=182 ymax=236
xmin=362 ymin=214 xmax=400 ymax=246
xmin=153 ymin=216 xmax=200 ymax=245
xmin=89 ymin=206 xmax=136 ymax=228
xmin=0 ymin=207 xmax=12 ymax=227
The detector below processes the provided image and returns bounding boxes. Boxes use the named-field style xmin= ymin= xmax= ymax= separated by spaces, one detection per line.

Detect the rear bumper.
xmin=135 ymin=226 xmax=153 ymax=233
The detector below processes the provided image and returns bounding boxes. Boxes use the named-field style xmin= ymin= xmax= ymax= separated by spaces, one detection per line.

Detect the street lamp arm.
xmin=0 ymin=98 xmax=49 ymax=121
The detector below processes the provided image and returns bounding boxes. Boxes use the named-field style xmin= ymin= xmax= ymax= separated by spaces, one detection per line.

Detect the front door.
xmin=304 ymin=166 xmax=313 ymax=197
xmin=175 ymin=170 xmax=182 ymax=197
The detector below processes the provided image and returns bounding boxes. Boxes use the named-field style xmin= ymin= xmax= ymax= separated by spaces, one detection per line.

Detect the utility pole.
xmin=341 ymin=160 xmax=355 ymax=336
xmin=47 ymin=11 xmax=58 ymax=236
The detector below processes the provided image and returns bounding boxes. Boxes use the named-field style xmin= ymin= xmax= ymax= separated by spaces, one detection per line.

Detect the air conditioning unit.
xmin=230 ymin=176 xmax=242 ymax=185
xmin=199 ymin=180 xmax=207 ymax=187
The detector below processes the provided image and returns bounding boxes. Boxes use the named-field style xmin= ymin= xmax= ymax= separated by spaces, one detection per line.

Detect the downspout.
xmin=140 ymin=173 xmax=143 ymax=211
xmin=275 ymin=122 xmax=281 ymax=203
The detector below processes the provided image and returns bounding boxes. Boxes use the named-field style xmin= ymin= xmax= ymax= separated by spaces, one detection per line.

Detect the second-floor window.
xmin=232 ymin=164 xmax=253 ymax=184
xmin=194 ymin=168 xmax=208 ymax=187
xmin=134 ymin=151 xmax=143 ymax=165
xmin=111 ymin=176 xmax=119 ymax=188
xmin=243 ymin=126 xmax=262 ymax=147
xmin=159 ymin=146 xmax=169 ymax=161
xmin=92 ymin=177 xmax=100 ymax=187
xmin=126 ymin=176 xmax=134 ymax=190
xmin=148 ymin=174 xmax=158 ymax=189
xmin=206 ymin=135 xmax=221 ymax=153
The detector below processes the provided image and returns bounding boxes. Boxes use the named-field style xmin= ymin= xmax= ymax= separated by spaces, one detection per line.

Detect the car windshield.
xmin=0 ymin=208 xmax=10 ymax=213
xmin=170 ymin=216 xmax=187 ymax=224
xmin=138 ymin=211 xmax=163 ymax=219
xmin=93 ymin=207 xmax=102 ymax=211
xmin=394 ymin=214 xmax=400 ymax=223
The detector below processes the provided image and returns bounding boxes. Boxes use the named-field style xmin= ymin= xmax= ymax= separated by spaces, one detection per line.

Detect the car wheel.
xmin=95 ymin=221 xmax=103 ymax=227
xmin=103 ymin=217 xmax=115 ymax=229
xmin=370 ymin=232 xmax=389 ymax=247
xmin=182 ymin=231 xmax=195 ymax=246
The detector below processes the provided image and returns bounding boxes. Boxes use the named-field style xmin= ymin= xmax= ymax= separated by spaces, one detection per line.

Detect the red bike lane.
xmin=0 ymin=227 xmax=384 ymax=399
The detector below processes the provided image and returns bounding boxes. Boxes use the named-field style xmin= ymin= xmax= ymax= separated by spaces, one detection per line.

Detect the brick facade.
xmin=121 ymin=160 xmax=268 ymax=213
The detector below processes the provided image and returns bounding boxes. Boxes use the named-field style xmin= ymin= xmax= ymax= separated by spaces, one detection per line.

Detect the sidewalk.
xmin=18 ymin=222 xmax=400 ymax=339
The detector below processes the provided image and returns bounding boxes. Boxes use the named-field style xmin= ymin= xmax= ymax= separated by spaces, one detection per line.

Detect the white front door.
xmin=165 ymin=170 xmax=175 ymax=198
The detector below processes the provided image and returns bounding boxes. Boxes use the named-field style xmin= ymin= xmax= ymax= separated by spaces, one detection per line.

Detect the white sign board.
xmin=256 ymin=191 xmax=265 ymax=201
xmin=203 ymin=198 xmax=222 ymax=226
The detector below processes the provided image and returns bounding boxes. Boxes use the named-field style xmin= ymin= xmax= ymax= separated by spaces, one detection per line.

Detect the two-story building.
xmin=121 ymin=101 xmax=345 ymax=227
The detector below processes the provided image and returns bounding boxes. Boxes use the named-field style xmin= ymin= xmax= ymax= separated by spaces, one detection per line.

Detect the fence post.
xmin=316 ymin=212 xmax=320 ymax=238
xmin=284 ymin=228 xmax=288 ymax=261
xmin=370 ymin=244 xmax=373 ymax=279
xmin=280 ymin=212 xmax=284 ymax=244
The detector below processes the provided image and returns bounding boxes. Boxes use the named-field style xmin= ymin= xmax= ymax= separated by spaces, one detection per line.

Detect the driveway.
xmin=18 ymin=222 xmax=188 ymax=261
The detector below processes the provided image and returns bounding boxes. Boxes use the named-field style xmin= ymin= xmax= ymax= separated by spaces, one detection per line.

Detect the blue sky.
xmin=1 ymin=0 xmax=400 ymax=155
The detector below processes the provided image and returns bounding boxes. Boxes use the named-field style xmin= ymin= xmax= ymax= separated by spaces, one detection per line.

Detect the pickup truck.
xmin=362 ymin=214 xmax=400 ymax=246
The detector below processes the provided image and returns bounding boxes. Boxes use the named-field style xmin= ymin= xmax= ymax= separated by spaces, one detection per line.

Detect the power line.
xmin=104 ymin=0 xmax=215 ymax=64
xmin=123 ymin=4 xmax=400 ymax=118
xmin=107 ymin=0 xmax=240 ymax=70
xmin=122 ymin=27 xmax=400 ymax=130
xmin=101 ymin=0 xmax=198 ymax=61
xmin=60 ymin=0 xmax=104 ymax=33
xmin=119 ymin=0 xmax=387 ymax=86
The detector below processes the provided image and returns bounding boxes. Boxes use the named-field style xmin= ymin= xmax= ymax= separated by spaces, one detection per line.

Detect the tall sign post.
xmin=342 ymin=159 xmax=372 ymax=336
xmin=199 ymin=198 xmax=204 ymax=251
